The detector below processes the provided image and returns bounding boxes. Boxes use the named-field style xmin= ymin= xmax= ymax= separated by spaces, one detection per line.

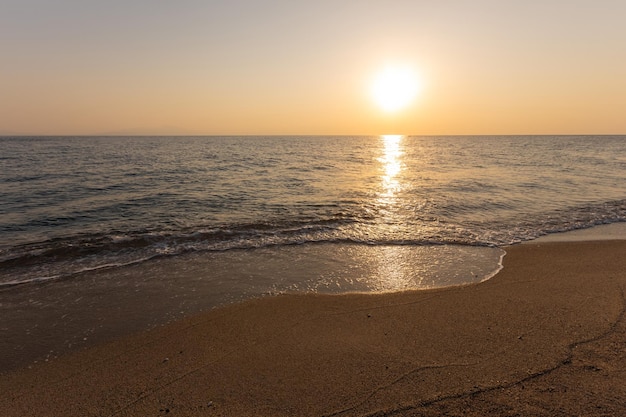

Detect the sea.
xmin=1 ymin=135 xmax=625 ymax=370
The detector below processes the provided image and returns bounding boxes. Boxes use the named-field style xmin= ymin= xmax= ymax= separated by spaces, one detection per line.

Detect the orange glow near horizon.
xmin=2 ymin=2 xmax=626 ymax=136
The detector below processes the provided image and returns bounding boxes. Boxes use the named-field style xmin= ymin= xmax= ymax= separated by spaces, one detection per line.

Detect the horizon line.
xmin=1 ymin=133 xmax=625 ymax=138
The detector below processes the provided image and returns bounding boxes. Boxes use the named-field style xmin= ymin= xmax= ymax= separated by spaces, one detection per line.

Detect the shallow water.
xmin=0 ymin=241 xmax=506 ymax=373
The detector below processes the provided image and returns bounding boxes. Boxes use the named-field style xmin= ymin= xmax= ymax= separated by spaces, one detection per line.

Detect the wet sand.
xmin=1 ymin=240 xmax=625 ymax=416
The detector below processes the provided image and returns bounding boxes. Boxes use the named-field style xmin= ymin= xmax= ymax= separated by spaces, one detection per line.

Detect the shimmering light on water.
xmin=1 ymin=135 xmax=624 ymax=371
xmin=379 ymin=134 xmax=404 ymax=198
xmin=375 ymin=136 xmax=416 ymax=289
xmin=1 ymin=135 xmax=626 ymax=286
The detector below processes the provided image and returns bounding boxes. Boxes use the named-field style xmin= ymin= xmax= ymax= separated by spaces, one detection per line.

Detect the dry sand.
xmin=1 ymin=240 xmax=625 ymax=416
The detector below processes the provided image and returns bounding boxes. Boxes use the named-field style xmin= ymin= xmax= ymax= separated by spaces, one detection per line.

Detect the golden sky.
xmin=2 ymin=1 xmax=625 ymax=135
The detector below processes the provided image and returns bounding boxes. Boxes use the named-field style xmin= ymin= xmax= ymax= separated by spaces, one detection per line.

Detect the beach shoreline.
xmin=0 ymin=242 xmax=506 ymax=374
xmin=2 ymin=239 xmax=626 ymax=416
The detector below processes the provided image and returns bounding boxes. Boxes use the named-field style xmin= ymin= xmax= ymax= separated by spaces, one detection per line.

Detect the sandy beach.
xmin=1 ymin=240 xmax=625 ymax=416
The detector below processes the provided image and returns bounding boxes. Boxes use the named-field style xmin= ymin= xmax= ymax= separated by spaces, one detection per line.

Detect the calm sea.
xmin=2 ymin=135 xmax=625 ymax=370
xmin=2 ymin=135 xmax=625 ymax=287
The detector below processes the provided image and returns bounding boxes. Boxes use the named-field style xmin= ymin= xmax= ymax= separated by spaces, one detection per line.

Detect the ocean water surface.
xmin=3 ymin=135 xmax=625 ymax=286
xmin=1 ymin=135 xmax=625 ymax=370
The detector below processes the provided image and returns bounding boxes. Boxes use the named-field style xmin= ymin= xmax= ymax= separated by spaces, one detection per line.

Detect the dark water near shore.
xmin=1 ymin=135 xmax=625 ymax=371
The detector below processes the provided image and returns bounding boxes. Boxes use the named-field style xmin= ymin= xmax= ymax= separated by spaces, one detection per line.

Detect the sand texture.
xmin=1 ymin=240 xmax=626 ymax=416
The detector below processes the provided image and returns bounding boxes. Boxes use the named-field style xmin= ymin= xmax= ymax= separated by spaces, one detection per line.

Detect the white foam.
xmin=479 ymin=250 xmax=506 ymax=283
xmin=529 ymin=222 xmax=626 ymax=243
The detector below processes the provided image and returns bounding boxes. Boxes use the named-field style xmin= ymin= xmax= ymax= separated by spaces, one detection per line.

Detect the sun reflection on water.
xmin=379 ymin=135 xmax=404 ymax=199
xmin=374 ymin=135 xmax=413 ymax=287
xmin=371 ymin=245 xmax=419 ymax=291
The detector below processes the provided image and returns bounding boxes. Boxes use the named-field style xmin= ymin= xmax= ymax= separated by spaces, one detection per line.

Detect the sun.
xmin=370 ymin=65 xmax=421 ymax=113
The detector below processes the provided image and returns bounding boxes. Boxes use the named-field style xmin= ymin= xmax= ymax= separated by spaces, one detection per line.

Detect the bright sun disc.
xmin=371 ymin=66 xmax=420 ymax=113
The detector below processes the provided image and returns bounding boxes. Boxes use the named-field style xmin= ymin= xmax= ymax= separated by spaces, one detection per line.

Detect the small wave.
xmin=0 ymin=253 xmax=162 ymax=289
xmin=479 ymin=250 xmax=506 ymax=283
xmin=2 ymin=198 xmax=625 ymax=287
xmin=0 ymin=274 xmax=62 ymax=288
xmin=492 ymin=199 xmax=626 ymax=245
xmin=0 ymin=232 xmax=490 ymax=287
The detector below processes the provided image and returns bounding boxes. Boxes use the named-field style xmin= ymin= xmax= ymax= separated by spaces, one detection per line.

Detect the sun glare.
xmin=371 ymin=66 xmax=420 ymax=113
